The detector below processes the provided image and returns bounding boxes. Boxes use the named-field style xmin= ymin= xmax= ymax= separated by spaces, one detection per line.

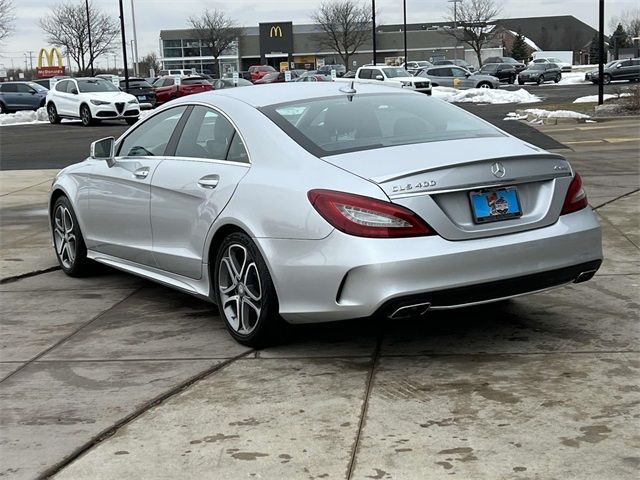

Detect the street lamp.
xmin=85 ymin=0 xmax=94 ymax=76
xmin=372 ymin=0 xmax=377 ymax=65
xmin=448 ymin=0 xmax=463 ymax=61
xmin=403 ymin=0 xmax=407 ymax=65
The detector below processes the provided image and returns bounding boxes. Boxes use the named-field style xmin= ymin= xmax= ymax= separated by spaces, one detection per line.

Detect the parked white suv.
xmin=346 ymin=65 xmax=432 ymax=94
xmin=46 ymin=77 xmax=140 ymax=127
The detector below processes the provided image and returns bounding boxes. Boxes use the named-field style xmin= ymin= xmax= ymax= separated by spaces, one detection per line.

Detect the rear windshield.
xmin=182 ymin=77 xmax=209 ymax=85
xmin=121 ymin=79 xmax=151 ymax=88
xmin=261 ymin=93 xmax=502 ymax=157
xmin=77 ymin=78 xmax=119 ymax=92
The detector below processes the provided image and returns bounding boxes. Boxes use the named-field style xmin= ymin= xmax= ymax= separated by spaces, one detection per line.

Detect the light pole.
xmin=130 ymin=0 xmax=139 ymax=76
xmin=85 ymin=0 xmax=94 ymax=76
xmin=598 ymin=0 xmax=604 ymax=105
xmin=448 ymin=0 xmax=463 ymax=61
xmin=118 ymin=0 xmax=129 ymax=90
xmin=403 ymin=0 xmax=407 ymax=64
xmin=372 ymin=0 xmax=377 ymax=64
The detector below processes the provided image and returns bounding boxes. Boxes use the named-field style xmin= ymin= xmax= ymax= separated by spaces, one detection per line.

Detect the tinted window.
xmin=382 ymin=67 xmax=410 ymax=78
xmin=451 ymin=67 xmax=467 ymax=77
xmin=28 ymin=82 xmax=48 ymax=92
xmin=182 ymin=77 xmax=209 ymax=85
xmin=77 ymin=79 xmax=119 ymax=92
xmin=432 ymin=68 xmax=452 ymax=76
xmin=1 ymin=84 xmax=17 ymax=92
xmin=175 ymin=106 xmax=235 ymax=160
xmin=263 ymin=93 xmax=502 ymax=156
xmin=121 ymin=79 xmax=151 ymax=88
xmin=632 ymin=60 xmax=640 ymax=66
xmin=118 ymin=106 xmax=187 ymax=157
xmin=226 ymin=133 xmax=249 ymax=163
xmin=480 ymin=65 xmax=498 ymax=73
xmin=358 ymin=69 xmax=372 ymax=79
xmin=163 ymin=78 xmax=175 ymax=87
xmin=16 ymin=83 xmax=35 ymax=93
xmin=55 ymin=80 xmax=69 ymax=92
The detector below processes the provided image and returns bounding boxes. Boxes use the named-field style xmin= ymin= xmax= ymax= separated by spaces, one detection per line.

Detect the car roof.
xmin=184 ymin=82 xmax=412 ymax=108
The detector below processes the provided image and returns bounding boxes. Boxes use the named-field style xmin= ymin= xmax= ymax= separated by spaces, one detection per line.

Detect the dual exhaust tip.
xmin=388 ymin=302 xmax=431 ymax=319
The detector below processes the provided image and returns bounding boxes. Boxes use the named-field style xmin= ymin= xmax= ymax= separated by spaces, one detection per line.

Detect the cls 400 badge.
xmin=392 ymin=180 xmax=436 ymax=193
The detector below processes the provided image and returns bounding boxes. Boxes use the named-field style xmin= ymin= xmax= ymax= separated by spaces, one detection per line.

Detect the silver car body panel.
xmin=50 ymin=83 xmax=602 ymax=324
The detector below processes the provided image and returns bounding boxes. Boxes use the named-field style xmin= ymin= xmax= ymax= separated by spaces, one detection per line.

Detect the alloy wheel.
xmin=53 ymin=205 xmax=77 ymax=269
xmin=218 ymin=244 xmax=263 ymax=335
xmin=48 ymin=105 xmax=56 ymax=122
xmin=81 ymin=106 xmax=91 ymax=126
xmin=479 ymin=83 xmax=491 ymax=89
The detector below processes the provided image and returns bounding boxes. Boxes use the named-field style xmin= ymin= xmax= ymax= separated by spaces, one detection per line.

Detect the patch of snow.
xmin=573 ymin=93 xmax=630 ymax=103
xmin=508 ymin=30 xmax=541 ymax=51
xmin=536 ymin=71 xmax=589 ymax=86
xmin=432 ymin=86 xmax=541 ymax=104
xmin=0 ymin=107 xmax=49 ymax=126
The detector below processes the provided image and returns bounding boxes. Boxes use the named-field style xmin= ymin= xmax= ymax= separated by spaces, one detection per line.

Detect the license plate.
xmin=138 ymin=95 xmax=146 ymax=100
xmin=469 ymin=187 xmax=522 ymax=224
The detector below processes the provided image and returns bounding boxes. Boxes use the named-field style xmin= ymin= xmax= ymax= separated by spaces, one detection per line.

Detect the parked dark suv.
xmin=585 ymin=58 xmax=640 ymax=84
xmin=0 ymin=81 xmax=48 ymax=113
xmin=120 ymin=77 xmax=156 ymax=109
xmin=477 ymin=63 xmax=517 ymax=83
xmin=518 ymin=63 xmax=562 ymax=85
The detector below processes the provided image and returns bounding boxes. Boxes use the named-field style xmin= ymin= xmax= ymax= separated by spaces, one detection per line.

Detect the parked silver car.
xmin=415 ymin=65 xmax=500 ymax=89
xmin=49 ymin=83 xmax=602 ymax=346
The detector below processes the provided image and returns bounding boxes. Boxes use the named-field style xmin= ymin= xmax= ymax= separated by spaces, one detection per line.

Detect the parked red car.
xmin=254 ymin=71 xmax=303 ymax=84
xmin=248 ymin=65 xmax=276 ymax=83
xmin=153 ymin=75 xmax=213 ymax=105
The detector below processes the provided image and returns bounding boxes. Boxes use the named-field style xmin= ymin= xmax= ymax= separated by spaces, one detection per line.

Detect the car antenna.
xmin=339 ymin=81 xmax=357 ymax=101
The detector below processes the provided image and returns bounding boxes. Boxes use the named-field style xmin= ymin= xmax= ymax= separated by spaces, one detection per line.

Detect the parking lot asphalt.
xmin=1 ymin=109 xmax=638 ymax=478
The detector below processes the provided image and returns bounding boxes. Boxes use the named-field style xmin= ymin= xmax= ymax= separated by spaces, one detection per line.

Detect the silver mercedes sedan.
xmin=49 ymin=83 xmax=603 ymax=346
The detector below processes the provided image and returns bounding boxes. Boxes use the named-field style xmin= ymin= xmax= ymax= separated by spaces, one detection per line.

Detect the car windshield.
xmin=27 ymin=82 xmax=48 ymax=92
xmin=415 ymin=61 xmax=430 ymax=66
xmin=528 ymin=64 xmax=545 ymax=70
xmin=382 ymin=67 xmax=410 ymax=78
xmin=262 ymin=93 xmax=502 ymax=156
xmin=77 ymin=78 xmax=119 ymax=92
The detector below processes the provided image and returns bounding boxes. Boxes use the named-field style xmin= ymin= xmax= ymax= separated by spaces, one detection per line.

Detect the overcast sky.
xmin=1 ymin=0 xmax=636 ymax=70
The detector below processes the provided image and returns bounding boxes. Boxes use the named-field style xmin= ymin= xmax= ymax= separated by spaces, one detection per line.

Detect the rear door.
xmin=150 ymin=105 xmax=250 ymax=279
xmin=85 ymin=106 xmax=188 ymax=265
xmin=155 ymin=78 xmax=175 ymax=103
xmin=0 ymin=84 xmax=19 ymax=109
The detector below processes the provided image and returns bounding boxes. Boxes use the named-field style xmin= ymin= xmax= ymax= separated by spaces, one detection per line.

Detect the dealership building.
xmin=159 ymin=15 xmax=599 ymax=74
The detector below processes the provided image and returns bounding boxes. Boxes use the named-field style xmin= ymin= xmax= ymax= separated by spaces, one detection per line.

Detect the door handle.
xmin=133 ymin=167 xmax=149 ymax=179
xmin=198 ymin=175 xmax=220 ymax=189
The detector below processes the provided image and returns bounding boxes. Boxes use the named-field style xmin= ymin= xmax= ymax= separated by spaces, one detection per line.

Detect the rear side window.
xmin=163 ymin=78 xmax=175 ymax=87
xmin=262 ymin=93 xmax=502 ymax=157
xmin=358 ymin=69 xmax=372 ymax=79
xmin=55 ymin=80 xmax=68 ymax=92
xmin=118 ymin=106 xmax=187 ymax=157
xmin=182 ymin=78 xmax=209 ymax=85
xmin=1 ymin=84 xmax=17 ymax=92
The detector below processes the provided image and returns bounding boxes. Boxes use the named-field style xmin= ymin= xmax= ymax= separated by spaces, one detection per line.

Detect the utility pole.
xmin=85 ymin=0 xmax=94 ymax=76
xmin=118 ymin=0 xmax=129 ymax=90
xmin=598 ymin=0 xmax=604 ymax=105
xmin=27 ymin=50 xmax=34 ymax=70
xmin=403 ymin=0 xmax=407 ymax=64
xmin=372 ymin=0 xmax=377 ymax=64
xmin=448 ymin=0 xmax=463 ymax=61
xmin=130 ymin=0 xmax=139 ymax=76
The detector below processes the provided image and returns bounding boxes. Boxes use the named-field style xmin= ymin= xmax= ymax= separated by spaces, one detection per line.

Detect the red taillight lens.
xmin=561 ymin=172 xmax=589 ymax=215
xmin=308 ymin=189 xmax=434 ymax=238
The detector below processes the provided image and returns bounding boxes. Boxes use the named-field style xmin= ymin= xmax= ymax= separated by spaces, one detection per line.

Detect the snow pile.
xmin=432 ymin=86 xmax=541 ymax=104
xmin=526 ymin=109 xmax=590 ymax=119
xmin=573 ymin=93 xmax=630 ymax=103
xmin=508 ymin=30 xmax=541 ymax=51
xmin=555 ymin=72 xmax=589 ymax=85
xmin=0 ymin=107 xmax=49 ymax=126
xmin=505 ymin=108 xmax=591 ymax=124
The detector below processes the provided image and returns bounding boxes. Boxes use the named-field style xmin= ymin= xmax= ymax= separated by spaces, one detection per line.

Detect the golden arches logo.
xmin=37 ymin=48 xmax=63 ymax=68
xmin=269 ymin=26 xmax=283 ymax=38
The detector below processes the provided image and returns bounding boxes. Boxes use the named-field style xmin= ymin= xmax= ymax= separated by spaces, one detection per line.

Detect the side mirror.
xmin=616 ymin=63 xmax=622 ymax=69
xmin=375 ymin=74 xmax=384 ymax=81
xmin=465 ymin=72 xmax=471 ymax=77
xmin=70 ymin=88 xmax=78 ymax=95
xmin=91 ymin=137 xmax=116 ymax=167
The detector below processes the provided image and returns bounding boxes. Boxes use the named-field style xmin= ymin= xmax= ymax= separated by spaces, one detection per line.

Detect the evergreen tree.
xmin=510 ymin=30 xmax=528 ymax=62
xmin=589 ymin=33 xmax=601 ymax=63
xmin=609 ymin=23 xmax=630 ymax=59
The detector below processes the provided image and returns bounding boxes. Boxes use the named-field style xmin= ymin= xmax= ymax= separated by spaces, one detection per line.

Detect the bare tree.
xmin=39 ymin=1 xmax=119 ymax=74
xmin=138 ymin=52 xmax=161 ymax=76
xmin=0 ymin=0 xmax=15 ymax=45
xmin=188 ymin=9 xmax=243 ymax=77
xmin=445 ymin=0 xmax=502 ymax=67
xmin=311 ymin=0 xmax=372 ymax=69
xmin=610 ymin=7 xmax=640 ymax=38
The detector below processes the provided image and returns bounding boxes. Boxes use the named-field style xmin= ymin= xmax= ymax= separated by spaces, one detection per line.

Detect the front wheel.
xmin=603 ymin=74 xmax=612 ymax=85
xmin=47 ymin=103 xmax=61 ymax=124
xmin=554 ymin=74 xmax=561 ymax=83
xmin=80 ymin=104 xmax=94 ymax=127
xmin=213 ymin=232 xmax=286 ymax=348
xmin=509 ymin=75 xmax=515 ymax=84
xmin=51 ymin=196 xmax=92 ymax=276
xmin=478 ymin=82 xmax=493 ymax=89
xmin=537 ymin=75 xmax=544 ymax=85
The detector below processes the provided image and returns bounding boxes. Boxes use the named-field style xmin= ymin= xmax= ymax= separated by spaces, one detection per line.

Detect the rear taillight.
xmin=561 ymin=172 xmax=589 ymax=215
xmin=308 ymin=189 xmax=434 ymax=238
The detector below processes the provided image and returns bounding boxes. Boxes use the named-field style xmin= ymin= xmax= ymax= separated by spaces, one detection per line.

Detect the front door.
xmin=151 ymin=105 xmax=250 ymax=279
xmin=84 ymin=106 xmax=188 ymax=266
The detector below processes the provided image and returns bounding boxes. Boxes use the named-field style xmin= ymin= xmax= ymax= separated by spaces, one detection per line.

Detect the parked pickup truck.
xmin=337 ymin=65 xmax=432 ymax=95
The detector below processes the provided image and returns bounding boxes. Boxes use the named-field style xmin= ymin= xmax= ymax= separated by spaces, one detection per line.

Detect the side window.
xmin=226 ymin=133 xmax=249 ymax=163
xmin=66 ymin=81 xmax=77 ymax=93
xmin=451 ymin=68 xmax=467 ymax=77
xmin=358 ymin=69 xmax=372 ymax=79
xmin=175 ymin=106 xmax=235 ymax=160
xmin=372 ymin=69 xmax=383 ymax=79
xmin=163 ymin=78 xmax=175 ymax=87
xmin=118 ymin=106 xmax=187 ymax=157
xmin=621 ymin=60 xmax=631 ymax=67
xmin=2 ymin=84 xmax=18 ymax=92
xmin=16 ymin=83 xmax=33 ymax=93
xmin=55 ymin=80 xmax=68 ymax=92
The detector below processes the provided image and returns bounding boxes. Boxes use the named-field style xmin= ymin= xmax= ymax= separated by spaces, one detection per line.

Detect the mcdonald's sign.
xmin=259 ymin=22 xmax=293 ymax=57
xmin=36 ymin=47 xmax=65 ymax=78
xmin=269 ymin=26 xmax=283 ymax=38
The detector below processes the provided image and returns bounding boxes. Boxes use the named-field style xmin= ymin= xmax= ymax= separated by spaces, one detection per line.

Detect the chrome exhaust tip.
xmin=389 ymin=302 xmax=431 ymax=319
xmin=574 ymin=269 xmax=598 ymax=283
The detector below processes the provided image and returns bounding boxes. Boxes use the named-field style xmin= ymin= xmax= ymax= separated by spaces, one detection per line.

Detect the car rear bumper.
xmin=258 ymin=207 xmax=602 ymax=324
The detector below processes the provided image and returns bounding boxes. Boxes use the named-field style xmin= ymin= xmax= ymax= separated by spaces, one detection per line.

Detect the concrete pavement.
xmin=0 ymin=118 xmax=638 ymax=480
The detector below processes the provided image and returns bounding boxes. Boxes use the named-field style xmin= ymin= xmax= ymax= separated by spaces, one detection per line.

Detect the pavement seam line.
xmin=595 ymin=205 xmax=640 ymax=250
xmin=592 ymin=188 xmax=639 ymax=212
xmin=0 ymin=177 xmax=55 ymax=197
xmin=0 ymin=265 xmax=60 ymax=284
xmin=346 ymin=335 xmax=382 ymax=479
xmin=37 ymin=349 xmax=254 ymax=480
xmin=0 ymin=285 xmax=144 ymax=384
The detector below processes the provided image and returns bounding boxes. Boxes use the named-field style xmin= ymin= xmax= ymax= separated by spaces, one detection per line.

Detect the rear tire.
xmin=80 ymin=104 xmax=94 ymax=127
xmin=537 ymin=75 xmax=544 ymax=85
xmin=213 ymin=232 xmax=287 ymax=348
xmin=51 ymin=196 xmax=92 ymax=277
xmin=478 ymin=82 xmax=493 ymax=89
xmin=554 ymin=74 xmax=561 ymax=83
xmin=509 ymin=75 xmax=515 ymax=84
xmin=47 ymin=103 xmax=61 ymax=124
xmin=603 ymin=74 xmax=611 ymax=85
